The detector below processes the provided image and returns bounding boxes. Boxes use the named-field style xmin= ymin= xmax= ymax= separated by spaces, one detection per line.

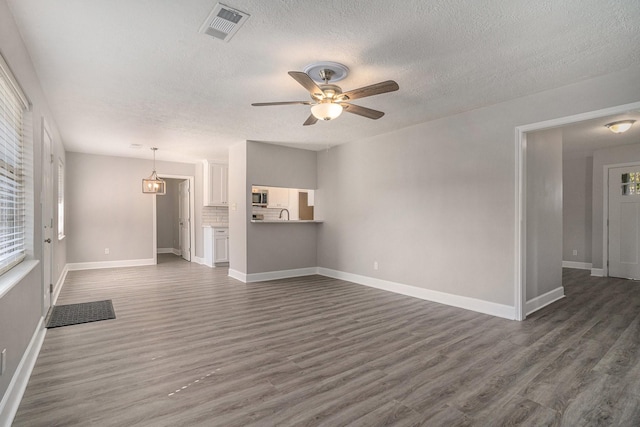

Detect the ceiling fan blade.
xmin=339 ymin=80 xmax=399 ymax=101
xmin=303 ymin=114 xmax=318 ymax=126
xmin=252 ymin=101 xmax=312 ymax=106
xmin=288 ymin=71 xmax=325 ymax=99
xmin=341 ymin=103 xmax=385 ymax=120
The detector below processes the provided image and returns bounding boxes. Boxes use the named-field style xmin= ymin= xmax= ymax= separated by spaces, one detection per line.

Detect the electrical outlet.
xmin=373 ymin=261 xmax=379 ymax=270
xmin=104 ymin=248 xmax=110 ymax=255
xmin=1 ymin=348 xmax=6 ymax=375
xmin=572 ymin=249 xmax=578 ymax=256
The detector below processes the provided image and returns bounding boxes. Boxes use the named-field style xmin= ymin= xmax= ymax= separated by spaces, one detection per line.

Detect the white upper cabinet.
xmin=204 ymin=160 xmax=228 ymax=206
xmin=267 ymin=187 xmax=289 ymax=208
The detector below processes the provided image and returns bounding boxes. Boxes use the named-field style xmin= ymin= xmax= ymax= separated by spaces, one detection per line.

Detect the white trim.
xmin=562 ymin=261 xmax=592 ymax=270
xmin=0 ymin=317 xmax=45 ymax=427
xmin=0 ymin=260 xmax=39 ymax=300
xmin=192 ymin=256 xmax=206 ymax=266
xmin=515 ymin=101 xmax=640 ymax=321
xmin=591 ymin=268 xmax=605 ymax=277
xmin=228 ymin=269 xmax=247 ymax=282
xmin=157 ymin=248 xmax=180 ymax=255
xmin=525 ymin=286 xmax=565 ymax=315
xmin=52 ymin=264 xmax=68 ymax=305
xmin=156 ymin=174 xmax=196 ymax=265
xmin=244 ymin=267 xmax=318 ymax=283
xmin=66 ymin=258 xmax=155 ymax=271
xmin=318 ymin=268 xmax=516 ymax=320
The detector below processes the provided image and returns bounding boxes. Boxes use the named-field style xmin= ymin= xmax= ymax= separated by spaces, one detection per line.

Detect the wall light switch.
xmin=1 ymin=348 xmax=6 ymax=375
xmin=104 ymin=248 xmax=110 ymax=255
xmin=572 ymin=249 xmax=578 ymax=256
xmin=373 ymin=261 xmax=379 ymax=270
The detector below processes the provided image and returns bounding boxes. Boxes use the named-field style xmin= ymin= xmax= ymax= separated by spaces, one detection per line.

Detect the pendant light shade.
xmin=142 ymin=147 xmax=166 ymax=195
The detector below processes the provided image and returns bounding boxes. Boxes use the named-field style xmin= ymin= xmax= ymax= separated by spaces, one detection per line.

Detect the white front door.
xmin=608 ymin=166 xmax=640 ymax=279
xmin=179 ymin=180 xmax=191 ymax=261
xmin=42 ymin=125 xmax=54 ymax=314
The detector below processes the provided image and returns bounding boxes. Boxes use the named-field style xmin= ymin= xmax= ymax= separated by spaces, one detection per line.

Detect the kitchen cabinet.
xmin=267 ymin=187 xmax=289 ymax=208
xmin=203 ymin=161 xmax=228 ymax=206
xmin=204 ymin=226 xmax=229 ymax=266
xmin=213 ymin=228 xmax=229 ymax=263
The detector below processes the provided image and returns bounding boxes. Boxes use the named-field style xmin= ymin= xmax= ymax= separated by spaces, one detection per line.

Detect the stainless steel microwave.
xmin=252 ymin=190 xmax=268 ymax=206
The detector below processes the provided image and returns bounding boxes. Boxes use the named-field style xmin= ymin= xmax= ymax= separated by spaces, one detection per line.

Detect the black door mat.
xmin=46 ymin=300 xmax=116 ymax=328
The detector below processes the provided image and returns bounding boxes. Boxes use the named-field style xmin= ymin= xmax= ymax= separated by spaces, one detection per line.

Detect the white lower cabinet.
xmin=204 ymin=227 xmax=229 ymax=266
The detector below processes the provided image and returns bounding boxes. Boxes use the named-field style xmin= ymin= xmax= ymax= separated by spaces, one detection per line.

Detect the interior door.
xmin=179 ymin=180 xmax=191 ymax=261
xmin=42 ymin=125 xmax=54 ymax=314
xmin=608 ymin=166 xmax=640 ymax=279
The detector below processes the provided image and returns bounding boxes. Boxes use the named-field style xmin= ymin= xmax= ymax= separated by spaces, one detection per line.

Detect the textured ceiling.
xmin=6 ymin=0 xmax=640 ymax=163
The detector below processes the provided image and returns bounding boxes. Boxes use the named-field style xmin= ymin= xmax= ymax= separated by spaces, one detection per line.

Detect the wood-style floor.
xmin=12 ymin=255 xmax=640 ymax=426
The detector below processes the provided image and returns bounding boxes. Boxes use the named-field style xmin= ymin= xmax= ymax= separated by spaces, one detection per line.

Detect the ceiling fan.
xmin=251 ymin=62 xmax=399 ymax=126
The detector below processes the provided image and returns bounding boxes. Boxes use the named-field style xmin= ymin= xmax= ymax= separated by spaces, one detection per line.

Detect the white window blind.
xmin=0 ymin=54 xmax=29 ymax=275
xmin=58 ymin=159 xmax=64 ymax=239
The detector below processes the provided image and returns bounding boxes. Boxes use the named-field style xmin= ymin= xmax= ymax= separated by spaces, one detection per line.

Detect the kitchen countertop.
xmin=202 ymin=224 xmax=229 ymax=228
xmin=250 ymin=220 xmax=323 ymax=223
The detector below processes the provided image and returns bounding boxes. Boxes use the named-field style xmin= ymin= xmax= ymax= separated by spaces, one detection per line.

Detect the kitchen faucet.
xmin=279 ymin=209 xmax=290 ymax=221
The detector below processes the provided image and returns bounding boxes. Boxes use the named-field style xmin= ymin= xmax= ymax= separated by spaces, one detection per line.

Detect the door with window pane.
xmin=609 ymin=166 xmax=640 ymax=279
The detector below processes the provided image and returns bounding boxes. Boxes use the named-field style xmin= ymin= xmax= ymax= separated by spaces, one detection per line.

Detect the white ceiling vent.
xmin=199 ymin=3 xmax=250 ymax=42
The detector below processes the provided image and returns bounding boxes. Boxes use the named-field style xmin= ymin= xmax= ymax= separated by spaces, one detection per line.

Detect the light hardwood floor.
xmin=12 ymin=255 xmax=640 ymax=426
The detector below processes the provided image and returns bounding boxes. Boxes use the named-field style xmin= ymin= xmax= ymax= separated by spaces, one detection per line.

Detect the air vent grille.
xmin=199 ymin=3 xmax=250 ymax=42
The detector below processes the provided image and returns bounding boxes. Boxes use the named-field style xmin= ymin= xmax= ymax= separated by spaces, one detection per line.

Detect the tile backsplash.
xmin=202 ymin=206 xmax=229 ymax=224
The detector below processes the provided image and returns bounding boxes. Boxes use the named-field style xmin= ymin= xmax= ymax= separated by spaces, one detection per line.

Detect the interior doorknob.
xmin=44 ymin=238 xmax=51 ymax=243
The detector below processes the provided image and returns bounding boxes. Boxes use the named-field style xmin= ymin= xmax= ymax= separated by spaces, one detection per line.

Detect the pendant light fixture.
xmin=142 ymin=147 xmax=166 ymax=195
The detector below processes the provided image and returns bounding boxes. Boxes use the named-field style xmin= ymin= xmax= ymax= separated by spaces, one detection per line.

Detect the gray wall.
xmin=229 ymin=142 xmax=247 ymax=273
xmin=156 ymin=179 xmax=180 ymax=251
xmin=66 ymin=153 xmax=197 ymax=263
xmin=591 ymin=144 xmax=640 ymax=269
xmin=246 ymin=142 xmax=318 ymax=274
xmin=317 ymin=65 xmax=640 ymax=307
xmin=0 ymin=0 xmax=66 ymax=409
xmin=526 ymin=129 xmax=563 ymax=300
xmin=563 ymin=152 xmax=593 ymax=264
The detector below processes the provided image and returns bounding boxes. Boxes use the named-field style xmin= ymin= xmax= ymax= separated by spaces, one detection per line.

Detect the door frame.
xmin=514 ymin=100 xmax=640 ymax=321
xmin=602 ymin=161 xmax=640 ymax=278
xmin=152 ymin=173 xmax=195 ymax=263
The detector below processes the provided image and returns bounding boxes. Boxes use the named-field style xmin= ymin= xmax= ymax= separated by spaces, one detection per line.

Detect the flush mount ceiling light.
xmin=605 ymin=120 xmax=636 ymax=134
xmin=142 ymin=147 xmax=166 ymax=195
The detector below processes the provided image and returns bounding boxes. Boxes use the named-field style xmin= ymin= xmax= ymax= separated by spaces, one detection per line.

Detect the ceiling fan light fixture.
xmin=311 ymin=102 xmax=343 ymax=121
xmin=605 ymin=120 xmax=636 ymax=134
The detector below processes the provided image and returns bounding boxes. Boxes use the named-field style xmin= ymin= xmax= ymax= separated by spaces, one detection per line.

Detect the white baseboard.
xmin=591 ymin=268 xmax=605 ymax=277
xmin=525 ymin=286 xmax=565 ymax=316
xmin=157 ymin=248 xmax=180 ymax=255
xmin=66 ymin=258 xmax=155 ymax=271
xmin=228 ymin=269 xmax=246 ymax=282
xmin=243 ymin=267 xmax=319 ymax=283
xmin=562 ymin=261 xmax=592 ymax=270
xmin=317 ymin=268 xmax=516 ymax=320
xmin=52 ymin=264 xmax=69 ymax=305
xmin=192 ymin=256 xmax=206 ymax=266
xmin=0 ymin=317 xmax=46 ymax=427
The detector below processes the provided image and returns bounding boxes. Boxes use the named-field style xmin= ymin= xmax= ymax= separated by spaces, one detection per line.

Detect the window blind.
xmin=0 ymin=54 xmax=28 ymax=275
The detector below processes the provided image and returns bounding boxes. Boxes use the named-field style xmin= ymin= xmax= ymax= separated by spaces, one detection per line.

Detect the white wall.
xmin=526 ymin=128 xmax=563 ymax=300
xmin=591 ymin=144 xmax=640 ymax=269
xmin=563 ymin=152 xmax=593 ymax=264
xmin=317 ymin=65 xmax=640 ymax=309
xmin=66 ymin=153 xmax=197 ymax=263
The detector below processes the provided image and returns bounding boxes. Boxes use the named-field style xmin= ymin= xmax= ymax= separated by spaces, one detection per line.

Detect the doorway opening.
xmin=152 ymin=174 xmax=195 ymax=264
xmin=515 ymin=100 xmax=640 ymax=320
